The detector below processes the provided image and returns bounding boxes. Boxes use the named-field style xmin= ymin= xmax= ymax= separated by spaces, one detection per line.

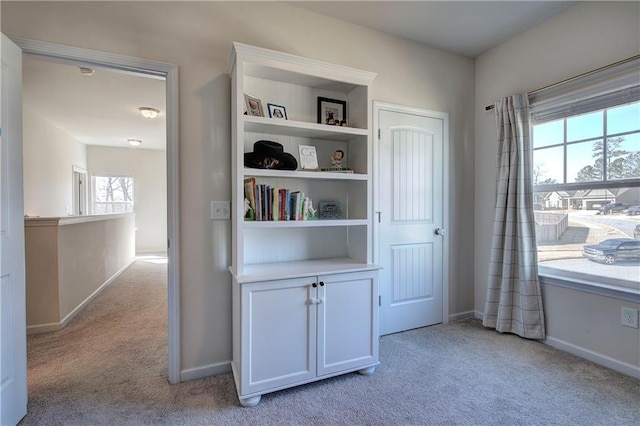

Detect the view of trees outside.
xmin=94 ymin=176 xmax=134 ymax=214
xmin=531 ymin=101 xmax=639 ymax=288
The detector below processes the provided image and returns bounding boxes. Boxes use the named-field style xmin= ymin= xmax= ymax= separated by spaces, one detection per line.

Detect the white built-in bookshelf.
xmin=229 ymin=42 xmax=378 ymax=280
xmin=229 ymin=42 xmax=380 ymax=407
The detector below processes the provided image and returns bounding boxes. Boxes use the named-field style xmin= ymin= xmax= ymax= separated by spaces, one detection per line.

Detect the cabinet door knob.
xmin=319 ymin=281 xmax=325 ymax=286
xmin=312 ymin=283 xmax=317 ymax=288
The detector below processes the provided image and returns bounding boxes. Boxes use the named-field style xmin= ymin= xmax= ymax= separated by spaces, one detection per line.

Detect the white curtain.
xmin=483 ymin=94 xmax=546 ymax=340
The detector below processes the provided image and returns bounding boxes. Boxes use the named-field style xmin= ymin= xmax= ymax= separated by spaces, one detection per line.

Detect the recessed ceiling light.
xmin=138 ymin=107 xmax=160 ymax=119
xmin=127 ymin=139 xmax=142 ymax=147
xmin=79 ymin=67 xmax=94 ymax=76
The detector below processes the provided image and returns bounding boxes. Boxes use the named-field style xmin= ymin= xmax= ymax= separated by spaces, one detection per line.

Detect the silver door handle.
xmin=435 ymin=228 xmax=446 ymax=236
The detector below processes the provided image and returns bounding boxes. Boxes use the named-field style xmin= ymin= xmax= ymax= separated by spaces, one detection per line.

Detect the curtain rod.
xmin=484 ymin=54 xmax=640 ymax=111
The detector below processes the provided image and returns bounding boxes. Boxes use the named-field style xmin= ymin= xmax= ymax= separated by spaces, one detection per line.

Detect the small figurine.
xmin=244 ymin=198 xmax=254 ymax=220
xmin=307 ymin=199 xmax=317 ymax=219
xmin=331 ymin=149 xmax=344 ymax=168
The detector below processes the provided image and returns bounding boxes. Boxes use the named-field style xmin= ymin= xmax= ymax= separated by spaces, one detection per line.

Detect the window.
xmin=532 ymin=101 xmax=640 ymax=291
xmin=93 ymin=175 xmax=134 ymax=214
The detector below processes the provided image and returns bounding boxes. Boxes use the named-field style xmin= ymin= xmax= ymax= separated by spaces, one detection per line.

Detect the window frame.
xmin=92 ymin=174 xmax=135 ymax=215
xmin=529 ymin=57 xmax=640 ymax=302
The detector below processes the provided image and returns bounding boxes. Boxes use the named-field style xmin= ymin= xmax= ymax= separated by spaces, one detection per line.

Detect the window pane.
xmin=533 ymin=120 xmax=563 ymax=148
xmin=535 ymin=185 xmax=640 ymax=291
xmin=567 ymin=111 xmax=602 ymax=142
xmin=607 ymin=101 xmax=640 ymax=135
xmin=606 ymin=133 xmax=640 ymax=181
xmin=568 ymin=140 xmax=603 ymax=183
xmin=534 ymin=146 xmax=564 ymax=184
xmin=93 ymin=176 xmax=134 ymax=213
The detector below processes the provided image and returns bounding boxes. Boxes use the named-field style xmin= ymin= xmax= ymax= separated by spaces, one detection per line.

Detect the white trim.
xmin=26 ymin=257 xmax=135 ymax=335
xmin=545 ymin=336 xmax=640 ymax=379
xmin=26 ymin=323 xmax=61 ymax=335
xmin=59 ymin=258 xmax=135 ymax=328
xmin=230 ymin=42 xmax=377 ymax=86
xmin=372 ymin=101 xmax=451 ymax=325
xmin=473 ymin=310 xmax=638 ymax=379
xmin=449 ymin=310 xmax=476 ymax=323
xmin=180 ymin=361 xmax=232 ymax=382
xmin=540 ymin=273 xmax=640 ymax=304
xmin=10 ymin=37 xmax=181 ymax=384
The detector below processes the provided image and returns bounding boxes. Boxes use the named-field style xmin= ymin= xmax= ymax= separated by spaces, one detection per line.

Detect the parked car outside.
xmin=623 ymin=205 xmax=640 ymax=216
xmin=582 ymin=238 xmax=640 ymax=264
xmin=597 ymin=202 xmax=628 ymax=214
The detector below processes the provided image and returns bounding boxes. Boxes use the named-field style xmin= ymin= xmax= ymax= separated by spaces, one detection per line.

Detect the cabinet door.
xmin=316 ymin=271 xmax=379 ymax=377
xmin=240 ymin=277 xmax=317 ymax=395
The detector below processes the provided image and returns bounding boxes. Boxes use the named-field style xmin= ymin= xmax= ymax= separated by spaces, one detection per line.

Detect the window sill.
xmin=539 ymin=266 xmax=640 ymax=303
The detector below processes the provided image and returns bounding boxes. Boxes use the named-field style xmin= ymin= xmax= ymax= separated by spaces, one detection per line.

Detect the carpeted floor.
xmin=20 ymin=256 xmax=640 ymax=425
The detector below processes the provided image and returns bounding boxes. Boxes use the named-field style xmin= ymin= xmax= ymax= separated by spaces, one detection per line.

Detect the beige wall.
xmin=23 ymin=107 xmax=87 ymax=217
xmin=475 ymin=1 xmax=640 ymax=373
xmin=87 ymin=146 xmax=167 ymax=253
xmin=25 ymin=214 xmax=136 ymax=333
xmin=2 ymin=1 xmax=475 ymax=375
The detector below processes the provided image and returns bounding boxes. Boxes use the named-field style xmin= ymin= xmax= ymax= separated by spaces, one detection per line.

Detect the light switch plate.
xmin=211 ymin=201 xmax=230 ymax=220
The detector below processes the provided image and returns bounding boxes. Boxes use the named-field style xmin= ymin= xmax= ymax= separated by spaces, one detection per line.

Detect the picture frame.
xmin=244 ymin=94 xmax=264 ymax=117
xmin=317 ymin=97 xmax=347 ymax=126
xmin=267 ymin=103 xmax=288 ymax=120
xmin=318 ymin=201 xmax=342 ymax=219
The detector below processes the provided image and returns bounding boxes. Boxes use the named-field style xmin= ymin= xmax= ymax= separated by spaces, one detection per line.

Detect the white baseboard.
xmin=180 ymin=361 xmax=232 ymax=382
xmin=471 ymin=310 xmax=638 ymax=379
xmin=27 ymin=322 xmax=61 ymax=335
xmin=27 ymin=257 xmax=135 ymax=334
xmin=448 ymin=310 xmax=476 ymax=322
xmin=545 ymin=336 xmax=640 ymax=379
xmin=59 ymin=257 xmax=136 ymax=328
xmin=474 ymin=310 xmax=483 ymax=320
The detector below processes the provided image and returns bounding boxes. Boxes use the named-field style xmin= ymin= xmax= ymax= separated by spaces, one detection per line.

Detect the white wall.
xmin=87 ymin=146 xmax=167 ymax=253
xmin=2 ymin=1 xmax=475 ymax=376
xmin=23 ymin=107 xmax=87 ymax=217
xmin=475 ymin=2 xmax=640 ymax=373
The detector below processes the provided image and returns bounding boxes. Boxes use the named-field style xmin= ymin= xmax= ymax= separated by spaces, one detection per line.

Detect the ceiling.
xmin=23 ymin=55 xmax=166 ymax=151
xmin=290 ymin=1 xmax=578 ymax=58
xmin=22 ymin=1 xmax=577 ymax=152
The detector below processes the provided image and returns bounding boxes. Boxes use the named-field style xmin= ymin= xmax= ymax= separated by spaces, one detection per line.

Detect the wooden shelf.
xmin=244 ymin=116 xmax=367 ymax=141
xmin=243 ymin=219 xmax=367 ymax=228
xmin=230 ymin=257 xmax=382 ymax=283
xmin=243 ymin=168 xmax=367 ymax=181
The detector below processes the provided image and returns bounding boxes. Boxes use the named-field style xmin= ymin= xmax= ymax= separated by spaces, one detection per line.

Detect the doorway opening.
xmin=14 ymin=37 xmax=180 ymax=384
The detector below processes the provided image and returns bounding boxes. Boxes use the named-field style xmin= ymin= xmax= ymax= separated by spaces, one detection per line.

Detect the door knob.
xmin=435 ymin=228 xmax=446 ymax=236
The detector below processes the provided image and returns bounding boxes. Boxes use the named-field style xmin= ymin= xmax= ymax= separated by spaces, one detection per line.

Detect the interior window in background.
xmin=532 ymin=101 xmax=640 ymax=290
xmin=93 ymin=175 xmax=134 ymax=214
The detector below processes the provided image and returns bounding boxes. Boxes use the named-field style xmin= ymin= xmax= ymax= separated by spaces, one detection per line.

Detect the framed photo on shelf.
xmin=267 ymin=103 xmax=288 ymax=119
xmin=244 ymin=94 xmax=264 ymax=117
xmin=317 ymin=97 xmax=347 ymax=126
xmin=318 ymin=201 xmax=342 ymax=219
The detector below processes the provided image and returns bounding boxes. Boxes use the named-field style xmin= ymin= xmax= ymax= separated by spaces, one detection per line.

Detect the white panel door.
xmin=241 ymin=277 xmax=316 ymax=395
xmin=317 ymin=271 xmax=378 ymax=377
xmin=377 ymin=108 xmax=445 ymax=335
xmin=0 ymin=34 xmax=27 ymax=426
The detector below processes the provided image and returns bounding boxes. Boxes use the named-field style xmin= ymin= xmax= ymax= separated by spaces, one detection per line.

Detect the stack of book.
xmin=244 ymin=177 xmax=313 ymax=221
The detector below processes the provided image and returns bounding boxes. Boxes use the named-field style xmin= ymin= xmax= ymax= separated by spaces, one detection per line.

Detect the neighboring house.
xmin=2 ymin=0 xmax=638 ymax=385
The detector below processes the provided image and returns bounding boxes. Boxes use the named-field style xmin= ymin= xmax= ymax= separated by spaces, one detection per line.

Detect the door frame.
xmin=372 ymin=101 xmax=450 ymax=326
xmin=11 ymin=37 xmax=181 ymax=384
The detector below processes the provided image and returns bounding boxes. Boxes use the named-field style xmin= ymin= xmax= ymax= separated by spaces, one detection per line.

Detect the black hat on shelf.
xmin=244 ymin=140 xmax=298 ymax=170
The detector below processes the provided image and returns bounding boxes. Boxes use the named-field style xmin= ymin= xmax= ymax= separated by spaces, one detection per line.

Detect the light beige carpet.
xmin=20 ymin=257 xmax=640 ymax=425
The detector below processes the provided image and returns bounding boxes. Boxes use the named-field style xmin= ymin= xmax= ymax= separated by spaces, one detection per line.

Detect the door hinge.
xmin=378 ymin=128 xmax=381 ymax=139
xmin=167 ymin=239 xmax=170 ymax=249
xmin=379 ymin=295 xmax=381 ymax=306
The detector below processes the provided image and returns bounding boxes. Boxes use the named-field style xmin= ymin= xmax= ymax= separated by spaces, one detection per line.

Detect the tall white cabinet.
xmin=229 ymin=43 xmax=380 ymax=407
